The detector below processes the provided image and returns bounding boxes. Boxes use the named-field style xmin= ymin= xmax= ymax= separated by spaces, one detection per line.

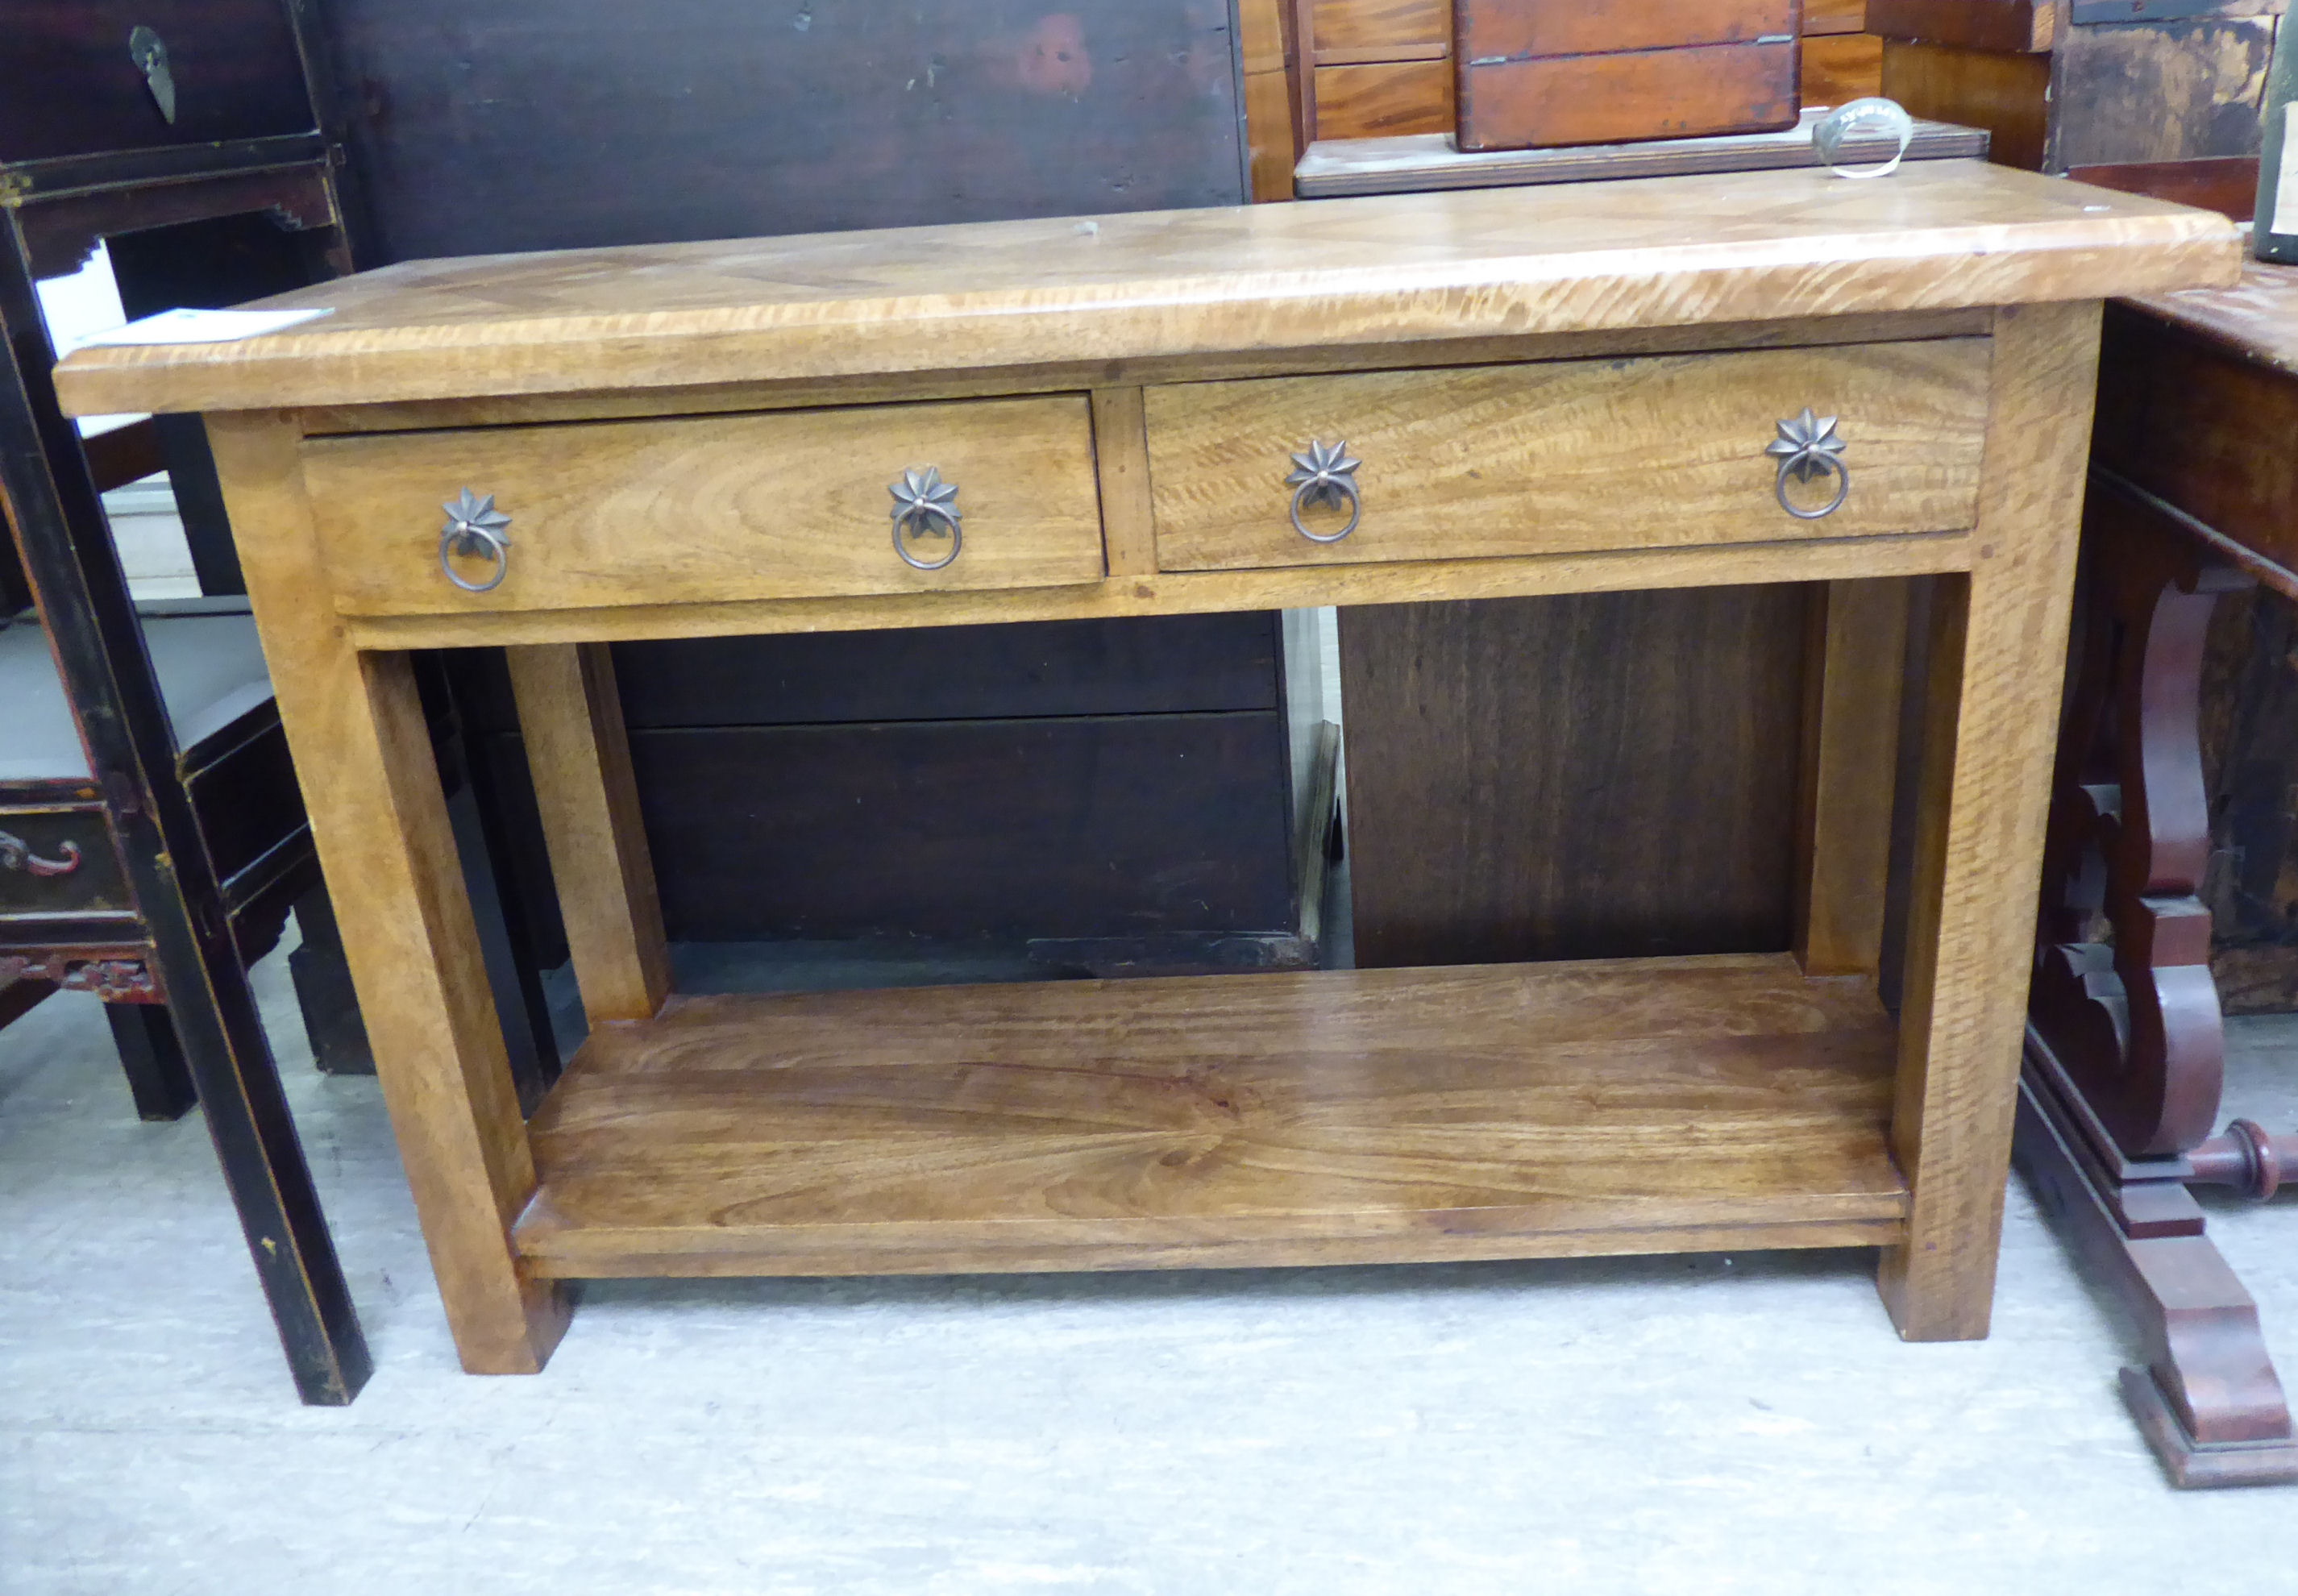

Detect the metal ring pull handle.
xmin=1766 ymin=409 xmax=1851 ymax=521
xmin=890 ymin=467 xmax=963 ymax=571
xmin=0 ymin=830 xmax=81 ymax=877
xmin=439 ymin=488 xmax=513 ymax=592
xmin=1286 ymin=438 xmax=1361 ymax=544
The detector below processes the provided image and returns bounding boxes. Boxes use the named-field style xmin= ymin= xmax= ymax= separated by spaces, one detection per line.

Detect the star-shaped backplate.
xmin=889 ymin=467 xmax=962 ymax=531
xmin=1284 ymin=438 xmax=1361 ymax=511
xmin=1764 ymin=409 xmax=1846 ymax=484
xmin=441 ymin=488 xmax=512 ymax=552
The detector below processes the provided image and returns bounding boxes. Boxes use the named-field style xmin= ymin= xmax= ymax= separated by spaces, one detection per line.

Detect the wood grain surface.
xmin=1145 ymin=339 xmax=1991 ymax=571
xmin=2092 ymin=287 xmax=2298 ymax=576
xmin=1310 ymin=60 xmax=1455 ymax=139
xmin=2120 ymin=257 xmax=2298 ymax=382
xmin=203 ymin=410 xmax=569 ymax=1375
xmin=1801 ymin=31 xmax=1886 ymax=109
xmin=1291 ymin=114 xmax=1986 ymax=197
xmin=1457 ymin=41 xmax=1802 ymax=152
xmin=1454 ymin=0 xmax=1800 ymax=59
xmin=513 ymin=954 xmax=1907 ymax=1276
xmin=1312 ymin=0 xmax=1449 ymax=56
xmin=339 ymin=526 xmax=1977 ymax=652
xmin=1882 ymin=41 xmax=2053 ymax=170
xmin=505 ymin=643 xmax=667 ymax=1025
xmin=1339 ymin=587 xmax=1808 ymax=968
xmin=1878 ymin=300 xmax=2101 ymax=1340
xmin=55 ymin=164 xmax=2240 ymax=418
xmin=301 ymin=396 xmax=1106 ymax=616
xmin=1867 ymin=0 xmax=2055 ymax=52
xmin=1794 ymin=579 xmax=1910 ymax=976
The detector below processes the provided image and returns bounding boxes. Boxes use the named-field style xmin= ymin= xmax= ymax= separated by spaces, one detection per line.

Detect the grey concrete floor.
xmin=6 ymin=937 xmax=2298 ymax=1595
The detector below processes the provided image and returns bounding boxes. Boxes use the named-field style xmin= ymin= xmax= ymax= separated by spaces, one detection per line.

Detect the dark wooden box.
xmin=1454 ymin=0 xmax=1805 ymax=152
xmin=1873 ymin=0 xmax=2290 ymax=217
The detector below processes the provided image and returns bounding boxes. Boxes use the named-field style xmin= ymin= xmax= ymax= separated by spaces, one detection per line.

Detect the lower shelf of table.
xmin=511 ymin=952 xmax=1909 ymax=1278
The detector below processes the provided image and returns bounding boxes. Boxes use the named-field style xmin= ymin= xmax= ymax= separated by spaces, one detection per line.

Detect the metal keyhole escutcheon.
xmin=438 ymin=488 xmax=513 ymax=592
xmin=890 ymin=467 xmax=963 ymax=571
xmin=1767 ymin=409 xmax=1851 ymax=520
xmin=1286 ymin=438 xmax=1361 ymax=543
xmin=128 ymin=26 xmax=177 ymax=124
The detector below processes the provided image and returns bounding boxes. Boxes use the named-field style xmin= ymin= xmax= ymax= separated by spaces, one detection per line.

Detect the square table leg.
xmin=207 ymin=412 xmax=570 ymax=1375
xmin=1880 ymin=301 xmax=2102 ymax=1340
xmin=505 ymin=642 xmax=669 ymax=1028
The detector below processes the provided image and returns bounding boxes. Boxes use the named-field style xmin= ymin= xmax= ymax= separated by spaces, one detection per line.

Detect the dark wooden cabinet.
xmin=0 ymin=0 xmax=317 ymax=164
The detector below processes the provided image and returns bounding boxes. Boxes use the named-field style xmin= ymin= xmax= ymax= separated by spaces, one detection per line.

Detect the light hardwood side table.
xmin=54 ymin=162 xmax=2238 ymax=1378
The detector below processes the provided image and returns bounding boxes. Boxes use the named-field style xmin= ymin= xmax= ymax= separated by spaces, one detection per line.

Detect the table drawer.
xmin=302 ymin=396 xmax=1107 ymax=616
xmin=1145 ymin=339 xmax=1992 ymax=572
xmin=0 ymin=808 xmax=130 ymax=919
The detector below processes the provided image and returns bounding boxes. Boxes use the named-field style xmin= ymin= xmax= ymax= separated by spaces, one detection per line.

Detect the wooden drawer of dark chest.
xmin=0 ymin=807 xmax=131 ymax=922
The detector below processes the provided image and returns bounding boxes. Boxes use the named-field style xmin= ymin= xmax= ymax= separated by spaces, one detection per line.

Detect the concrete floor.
xmin=6 ymin=939 xmax=2298 ymax=1595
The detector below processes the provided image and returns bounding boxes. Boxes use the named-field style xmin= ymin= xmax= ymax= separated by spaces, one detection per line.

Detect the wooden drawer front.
xmin=302 ymin=397 xmax=1107 ymax=617
xmin=1456 ymin=0 xmax=1800 ymax=61
xmin=1458 ymin=40 xmax=1801 ymax=151
xmin=0 ymin=808 xmax=130 ymax=919
xmin=1145 ymin=339 xmax=1990 ymax=573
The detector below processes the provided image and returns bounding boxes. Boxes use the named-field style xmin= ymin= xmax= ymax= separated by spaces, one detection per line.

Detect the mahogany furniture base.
xmin=2017 ymin=1037 xmax=2298 ymax=1489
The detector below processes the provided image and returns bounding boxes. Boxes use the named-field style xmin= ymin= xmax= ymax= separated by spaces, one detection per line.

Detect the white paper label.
xmin=2276 ymin=102 xmax=2298 ymax=238
xmin=77 ymin=306 xmax=334 ymax=346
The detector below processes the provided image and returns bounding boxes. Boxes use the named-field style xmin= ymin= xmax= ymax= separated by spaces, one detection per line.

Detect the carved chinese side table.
xmin=2022 ymin=258 xmax=2298 ymax=1487
xmin=52 ymin=163 xmax=2234 ymax=1381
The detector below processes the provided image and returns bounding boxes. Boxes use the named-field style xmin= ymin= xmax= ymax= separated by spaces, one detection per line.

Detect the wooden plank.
xmin=1881 ymin=39 xmax=2053 ymax=169
xmin=1794 ymin=578 xmax=1911 ymax=976
xmin=1312 ymin=0 xmax=1448 ymax=56
xmin=1340 ymin=587 xmax=1808 ymax=968
xmin=291 ymin=310 xmax=1998 ymax=434
xmin=2092 ymin=294 xmax=2298 ymax=571
xmin=505 ymin=643 xmax=667 ymax=1025
xmin=1294 ymin=114 xmax=1986 ymax=196
xmin=2118 ymin=259 xmax=2298 ymax=384
xmin=1878 ymin=300 xmax=2101 ymax=1340
xmin=52 ymin=164 xmax=2238 ymax=419
xmin=1311 ymin=60 xmax=1452 ymax=139
xmin=301 ymin=396 xmax=1107 ymax=617
xmin=1244 ymin=65 xmax=1301 ymax=202
xmin=1459 ymin=41 xmax=1801 ymax=152
xmin=345 ymin=527 xmax=1981 ymax=652
xmin=1801 ymin=31 xmax=1886 ymax=108
xmin=2065 ymin=157 xmax=2260 ymax=223
xmin=1806 ymin=0 xmax=1870 ymax=34
xmin=1145 ymin=339 xmax=1993 ymax=571
xmin=1455 ymin=0 xmax=1800 ymax=60
xmin=1867 ymin=0 xmax=2055 ymax=51
xmin=1236 ymin=0 xmax=1299 ymax=201
xmin=202 ymin=409 xmax=570 ymax=1375
xmin=1090 ymin=388 xmax=1157 ymax=577
xmin=512 ymin=954 xmax=1908 ymax=1277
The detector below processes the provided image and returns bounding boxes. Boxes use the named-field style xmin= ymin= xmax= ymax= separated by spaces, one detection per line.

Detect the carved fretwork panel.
xmin=2032 ymin=476 xmax=2250 ymax=1156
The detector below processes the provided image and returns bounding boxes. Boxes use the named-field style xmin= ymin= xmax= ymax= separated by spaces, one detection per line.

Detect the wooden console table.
xmin=52 ymin=162 xmax=2235 ymax=1376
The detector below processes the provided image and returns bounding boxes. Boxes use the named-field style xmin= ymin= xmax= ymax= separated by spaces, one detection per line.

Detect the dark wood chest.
xmin=1454 ymin=0 xmax=1806 ymax=151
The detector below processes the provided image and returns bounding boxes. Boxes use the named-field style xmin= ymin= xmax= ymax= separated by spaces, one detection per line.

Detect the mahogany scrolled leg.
xmin=2022 ymin=472 xmax=2298 ymax=1486
xmin=2188 ymin=1121 xmax=2298 ymax=1201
